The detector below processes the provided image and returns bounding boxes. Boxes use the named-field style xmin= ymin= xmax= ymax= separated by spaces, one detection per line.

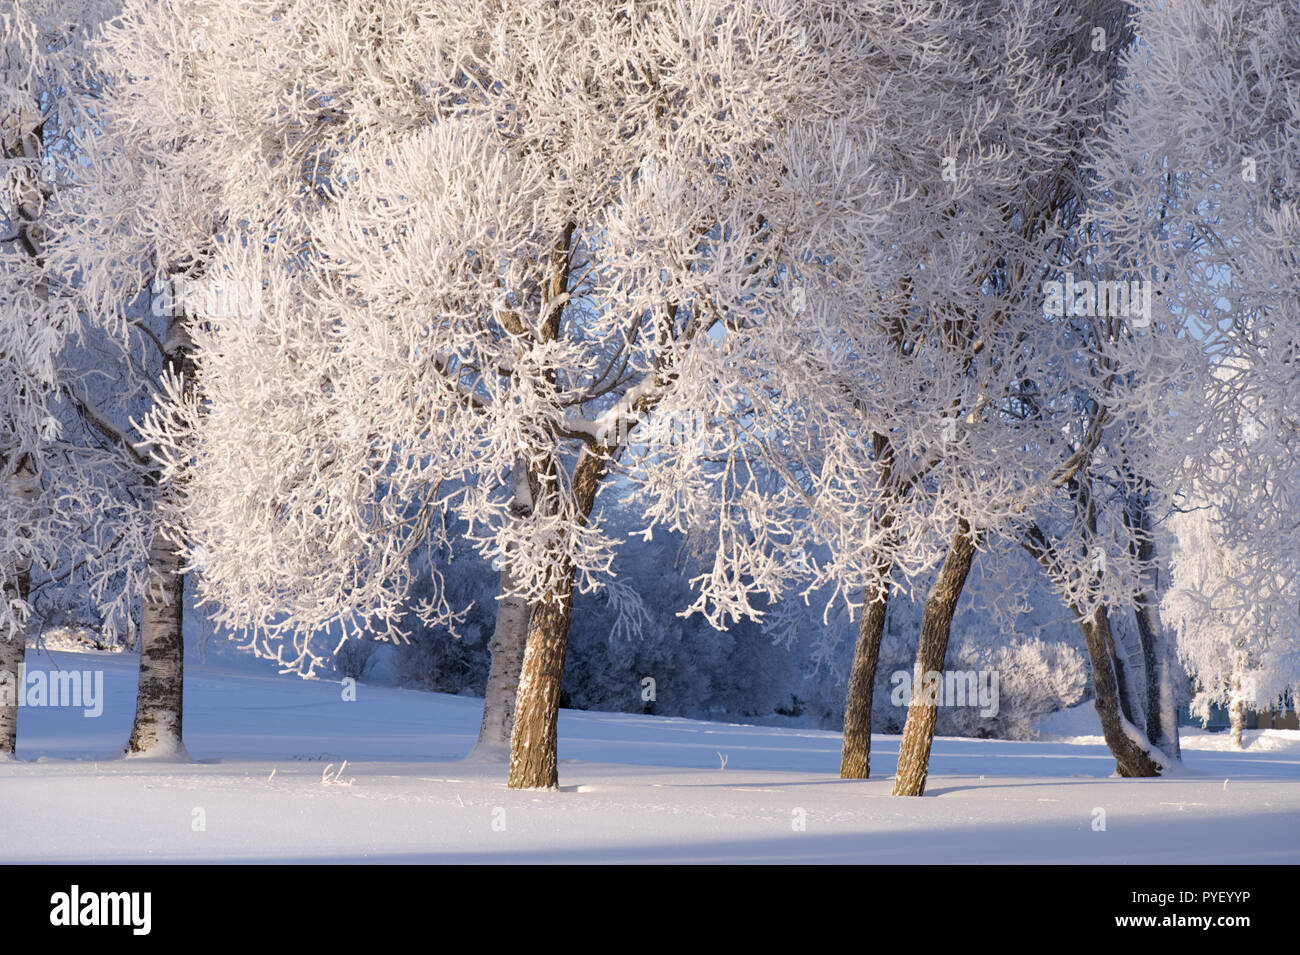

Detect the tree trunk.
xmin=126 ymin=526 xmax=185 ymax=755
xmin=1228 ymin=656 xmax=1246 ymax=749
xmin=1135 ymin=595 xmax=1181 ymax=759
xmin=1079 ymin=605 xmax=1162 ymax=776
xmin=1110 ymin=621 xmax=1142 ymax=729
xmin=892 ymin=522 xmax=976 ymax=797
xmin=471 ymin=566 xmax=531 ymax=758
xmin=1228 ymin=695 xmax=1245 ymax=749
xmin=506 ymin=580 xmax=575 ymax=790
xmin=0 ymin=622 xmax=24 ymax=758
xmin=506 ymin=450 xmax=604 ymax=790
xmin=471 ymin=460 xmax=534 ymax=758
xmin=840 ymin=578 xmax=889 ymax=779
xmin=1126 ymin=488 xmax=1181 ymax=760
xmin=1 ymin=453 xmax=38 ymax=758
xmin=1 ymin=103 xmax=45 ymax=759
xmin=127 ymin=310 xmax=193 ymax=757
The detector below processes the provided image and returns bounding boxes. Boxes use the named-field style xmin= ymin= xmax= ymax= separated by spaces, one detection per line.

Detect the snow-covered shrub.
xmin=333 ymin=636 xmax=381 ymax=683
xmin=942 ymin=637 xmax=1088 ymax=740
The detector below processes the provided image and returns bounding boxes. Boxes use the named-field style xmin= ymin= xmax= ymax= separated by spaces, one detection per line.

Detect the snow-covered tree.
xmin=1163 ymin=506 xmax=1280 ymax=748
xmin=108 ymin=0 xmax=937 ymax=789
xmin=0 ymin=0 xmax=208 ymax=758
xmin=633 ymin=0 xmax=1180 ymax=791
xmin=1085 ymin=0 xmax=1300 ymax=745
xmin=0 ymin=0 xmax=128 ymax=755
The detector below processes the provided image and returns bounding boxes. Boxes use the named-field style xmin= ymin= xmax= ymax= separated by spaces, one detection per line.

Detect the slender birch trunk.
xmin=1 ymin=106 xmax=46 ymax=758
xmin=0 ymin=623 xmax=24 ymax=758
xmin=892 ymin=521 xmax=976 ymax=797
xmin=1228 ymin=694 xmax=1245 ymax=749
xmin=127 ymin=309 xmax=193 ymax=756
xmin=126 ymin=524 xmax=185 ymax=754
xmin=471 ymin=460 xmax=535 ymax=757
xmin=1228 ymin=650 xmax=1247 ymax=749
xmin=0 ymin=454 xmax=37 ymax=758
xmin=472 ymin=565 xmax=531 ymax=756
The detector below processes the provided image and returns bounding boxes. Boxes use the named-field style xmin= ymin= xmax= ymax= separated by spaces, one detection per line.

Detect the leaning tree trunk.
xmin=892 ymin=522 xmax=976 ymax=797
xmin=506 ymin=451 xmax=604 ymax=790
xmin=1023 ymin=524 xmax=1165 ymax=778
xmin=127 ymin=309 xmax=193 ymax=756
xmin=840 ymin=576 xmax=890 ymax=779
xmin=1078 ymin=605 xmax=1162 ymax=776
xmin=840 ymin=429 xmax=903 ymax=779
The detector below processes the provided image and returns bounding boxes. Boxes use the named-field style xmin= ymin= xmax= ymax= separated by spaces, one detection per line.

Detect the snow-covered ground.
xmin=3 ymin=645 xmax=1298 ymax=863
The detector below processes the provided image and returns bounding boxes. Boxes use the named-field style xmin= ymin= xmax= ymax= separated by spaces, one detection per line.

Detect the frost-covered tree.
xmin=112 ymin=0 xmax=935 ymax=789
xmin=1085 ymin=0 xmax=1300 ymax=743
xmin=635 ymin=0 xmax=1172 ymax=792
xmin=1163 ymin=505 xmax=1281 ymax=748
xmin=0 ymin=0 xmax=128 ymax=755
xmin=1 ymin=0 xmax=205 ymax=758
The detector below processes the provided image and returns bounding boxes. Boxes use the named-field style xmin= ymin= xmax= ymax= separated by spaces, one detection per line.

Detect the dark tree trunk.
xmin=506 ymin=579 xmax=576 ymax=790
xmin=892 ymin=522 xmax=976 ymax=797
xmin=1124 ymin=484 xmax=1181 ymax=759
xmin=1110 ymin=619 xmax=1142 ymax=728
xmin=840 ymin=578 xmax=889 ymax=779
xmin=1134 ymin=594 xmax=1180 ymax=759
xmin=506 ymin=451 xmax=604 ymax=790
xmin=1023 ymin=478 xmax=1166 ymax=779
xmin=1078 ymin=605 xmax=1162 ymax=776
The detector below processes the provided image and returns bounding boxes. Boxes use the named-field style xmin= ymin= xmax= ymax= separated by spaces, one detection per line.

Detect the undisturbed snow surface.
xmin=3 ymin=646 xmax=1298 ymax=863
